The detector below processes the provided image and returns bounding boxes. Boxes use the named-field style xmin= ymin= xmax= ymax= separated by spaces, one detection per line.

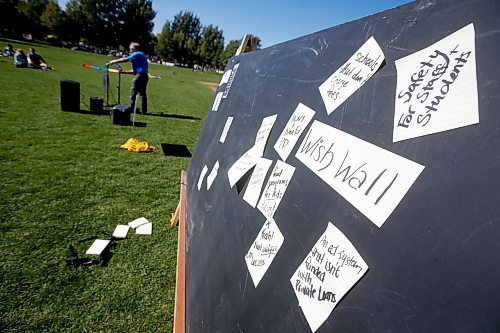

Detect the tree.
xmin=220 ymin=39 xmax=240 ymax=68
xmin=40 ymin=0 xmax=62 ymax=36
xmin=0 ymin=0 xmax=23 ymax=35
xmin=17 ymin=0 xmax=49 ymax=38
xmin=121 ymin=0 xmax=156 ymax=53
xmin=155 ymin=20 xmax=174 ymax=61
xmin=170 ymin=11 xmax=202 ymax=65
xmin=198 ymin=24 xmax=224 ymax=68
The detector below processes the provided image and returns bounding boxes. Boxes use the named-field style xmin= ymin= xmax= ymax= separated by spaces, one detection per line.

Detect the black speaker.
xmin=60 ymin=80 xmax=80 ymax=111
xmin=90 ymin=97 xmax=103 ymax=113
xmin=111 ymin=105 xmax=131 ymax=125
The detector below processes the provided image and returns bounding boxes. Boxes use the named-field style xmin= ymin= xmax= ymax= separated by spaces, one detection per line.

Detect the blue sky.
xmin=59 ymin=0 xmax=413 ymax=48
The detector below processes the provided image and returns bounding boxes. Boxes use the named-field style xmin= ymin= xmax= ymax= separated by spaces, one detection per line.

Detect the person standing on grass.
xmin=107 ymin=42 xmax=149 ymax=114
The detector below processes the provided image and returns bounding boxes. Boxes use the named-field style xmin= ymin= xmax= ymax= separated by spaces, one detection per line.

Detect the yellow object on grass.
xmin=120 ymin=138 xmax=155 ymax=153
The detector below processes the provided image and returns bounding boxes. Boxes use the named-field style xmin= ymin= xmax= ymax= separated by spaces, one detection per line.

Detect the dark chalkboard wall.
xmin=185 ymin=0 xmax=500 ymax=331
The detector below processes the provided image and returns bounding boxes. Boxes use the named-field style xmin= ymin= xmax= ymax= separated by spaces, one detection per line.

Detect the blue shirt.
xmin=126 ymin=51 xmax=148 ymax=74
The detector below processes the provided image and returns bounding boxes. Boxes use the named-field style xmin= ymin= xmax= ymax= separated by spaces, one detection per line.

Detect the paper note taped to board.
xmin=393 ymin=23 xmax=478 ymax=142
xmin=206 ymin=160 xmax=219 ymax=190
xmin=243 ymin=157 xmax=273 ymax=208
xmin=245 ymin=218 xmax=284 ymax=287
xmin=197 ymin=165 xmax=209 ymax=190
xmin=296 ymin=120 xmax=424 ymax=227
xmin=290 ymin=222 xmax=368 ymax=332
xmin=254 ymin=114 xmax=278 ymax=157
xmin=257 ymin=160 xmax=295 ymax=219
xmin=219 ymin=116 xmax=234 ymax=143
xmin=319 ymin=36 xmax=384 ymax=115
xmin=223 ymin=63 xmax=239 ymax=98
xmin=211 ymin=92 xmax=223 ymax=112
xmin=227 ymin=146 xmax=259 ymax=188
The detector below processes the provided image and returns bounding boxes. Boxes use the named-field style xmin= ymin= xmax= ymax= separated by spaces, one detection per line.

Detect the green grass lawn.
xmin=0 ymin=39 xmax=219 ymax=332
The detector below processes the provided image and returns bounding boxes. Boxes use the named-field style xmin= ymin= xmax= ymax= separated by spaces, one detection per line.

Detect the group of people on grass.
xmin=3 ymin=44 xmax=52 ymax=70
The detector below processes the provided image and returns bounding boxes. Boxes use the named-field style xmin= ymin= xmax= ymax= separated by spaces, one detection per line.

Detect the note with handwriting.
xmin=245 ymin=218 xmax=284 ymax=287
xmin=257 ymin=160 xmax=295 ymax=219
xmin=218 ymin=69 xmax=231 ymax=86
xmin=296 ymin=120 xmax=424 ymax=227
xmin=290 ymin=222 xmax=368 ymax=332
xmin=219 ymin=116 xmax=234 ymax=143
xmin=223 ymin=63 xmax=240 ymax=98
xmin=254 ymin=114 xmax=278 ymax=157
xmin=243 ymin=158 xmax=273 ymax=208
xmin=227 ymin=147 xmax=259 ymax=188
xmin=319 ymin=36 xmax=384 ymax=115
xmin=393 ymin=23 xmax=478 ymax=142
xmin=274 ymin=103 xmax=316 ymax=161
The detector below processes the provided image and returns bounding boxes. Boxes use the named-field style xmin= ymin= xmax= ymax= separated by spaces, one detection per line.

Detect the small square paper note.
xmin=128 ymin=217 xmax=149 ymax=229
xmin=136 ymin=222 xmax=152 ymax=235
xmin=112 ymin=224 xmax=130 ymax=238
xmin=86 ymin=239 xmax=111 ymax=256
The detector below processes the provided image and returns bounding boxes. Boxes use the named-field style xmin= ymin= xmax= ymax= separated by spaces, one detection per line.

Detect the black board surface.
xmin=185 ymin=0 xmax=500 ymax=331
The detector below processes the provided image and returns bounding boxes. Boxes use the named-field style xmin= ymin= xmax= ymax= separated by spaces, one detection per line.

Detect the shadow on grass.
xmin=161 ymin=143 xmax=192 ymax=157
xmin=66 ymin=237 xmax=128 ymax=268
xmin=62 ymin=109 xmax=110 ymax=116
xmin=145 ymin=112 xmax=201 ymax=121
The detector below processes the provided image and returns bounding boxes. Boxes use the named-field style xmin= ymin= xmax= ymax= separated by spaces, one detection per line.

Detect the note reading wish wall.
xmin=295 ymin=120 xmax=424 ymax=227
xmin=393 ymin=23 xmax=478 ymax=142
xmin=319 ymin=36 xmax=385 ymax=115
xmin=290 ymin=222 xmax=368 ymax=332
xmin=245 ymin=218 xmax=284 ymax=287
xmin=257 ymin=160 xmax=295 ymax=219
xmin=274 ymin=103 xmax=316 ymax=161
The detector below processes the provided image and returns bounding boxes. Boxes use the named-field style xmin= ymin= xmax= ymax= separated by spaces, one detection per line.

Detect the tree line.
xmin=0 ymin=0 xmax=261 ymax=69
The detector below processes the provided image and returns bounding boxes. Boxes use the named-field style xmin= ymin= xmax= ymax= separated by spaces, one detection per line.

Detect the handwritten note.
xmin=223 ymin=63 xmax=240 ymax=98
xmin=290 ymin=222 xmax=368 ymax=332
xmin=219 ymin=116 xmax=234 ymax=143
xmin=257 ymin=160 xmax=295 ymax=219
xmin=211 ymin=92 xmax=223 ymax=112
xmin=319 ymin=37 xmax=384 ymax=115
xmin=254 ymin=114 xmax=278 ymax=156
xmin=206 ymin=160 xmax=219 ymax=190
xmin=393 ymin=23 xmax=478 ymax=142
xmin=296 ymin=120 xmax=424 ymax=227
xmin=274 ymin=103 xmax=316 ymax=161
xmin=227 ymin=147 xmax=259 ymax=188
xmin=245 ymin=218 xmax=284 ymax=287
xmin=197 ymin=165 xmax=209 ymax=190
xmin=243 ymin=158 xmax=273 ymax=208
xmin=218 ymin=69 xmax=231 ymax=86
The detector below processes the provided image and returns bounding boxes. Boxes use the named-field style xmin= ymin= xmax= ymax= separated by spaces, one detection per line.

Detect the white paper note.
xmin=227 ymin=147 xmax=259 ymax=188
xmin=223 ymin=63 xmax=240 ymax=98
xmin=211 ymin=92 xmax=223 ymax=112
xmin=218 ymin=69 xmax=231 ymax=86
xmin=136 ymin=222 xmax=152 ymax=235
xmin=319 ymin=36 xmax=385 ymax=115
xmin=290 ymin=222 xmax=369 ymax=332
xmin=112 ymin=224 xmax=130 ymax=239
xmin=243 ymin=157 xmax=273 ymax=208
xmin=393 ymin=23 xmax=478 ymax=142
xmin=197 ymin=165 xmax=209 ymax=190
xmin=245 ymin=218 xmax=285 ymax=287
xmin=128 ymin=216 xmax=150 ymax=229
xmin=86 ymin=239 xmax=111 ymax=256
xmin=254 ymin=114 xmax=278 ymax=157
xmin=257 ymin=160 xmax=295 ymax=219
xmin=296 ymin=120 xmax=424 ymax=227
xmin=274 ymin=103 xmax=316 ymax=161
xmin=206 ymin=160 xmax=220 ymax=190
xmin=219 ymin=116 xmax=234 ymax=143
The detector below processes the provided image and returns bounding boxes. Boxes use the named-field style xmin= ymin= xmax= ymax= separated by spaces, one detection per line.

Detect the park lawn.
xmin=0 ymin=39 xmax=220 ymax=332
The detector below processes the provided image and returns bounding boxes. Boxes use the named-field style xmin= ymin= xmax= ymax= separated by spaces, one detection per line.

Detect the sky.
xmin=59 ymin=0 xmax=414 ymax=48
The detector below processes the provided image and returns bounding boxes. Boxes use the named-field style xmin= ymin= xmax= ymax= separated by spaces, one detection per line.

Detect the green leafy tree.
xmin=170 ymin=11 xmax=202 ymax=65
xmin=220 ymin=39 xmax=240 ymax=68
xmin=121 ymin=0 xmax=156 ymax=53
xmin=0 ymin=0 xmax=24 ymax=35
xmin=155 ymin=20 xmax=174 ymax=61
xmin=40 ymin=0 xmax=62 ymax=36
xmin=17 ymin=0 xmax=48 ymax=38
xmin=198 ymin=24 xmax=224 ymax=68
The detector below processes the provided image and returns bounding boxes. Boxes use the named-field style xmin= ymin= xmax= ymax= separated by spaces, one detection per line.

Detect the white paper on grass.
xmin=274 ymin=103 xmax=316 ymax=161
xmin=290 ymin=222 xmax=369 ymax=332
xmin=219 ymin=116 xmax=234 ymax=143
xmin=223 ymin=63 xmax=240 ymax=98
xmin=393 ymin=23 xmax=478 ymax=142
xmin=128 ymin=216 xmax=150 ymax=229
xmin=136 ymin=222 xmax=152 ymax=235
xmin=206 ymin=160 xmax=219 ymax=190
xmin=319 ymin=36 xmax=384 ymax=115
xmin=112 ymin=224 xmax=130 ymax=238
xmin=257 ymin=160 xmax=295 ymax=219
xmin=243 ymin=157 xmax=273 ymax=208
xmin=245 ymin=218 xmax=284 ymax=287
xmin=211 ymin=92 xmax=223 ymax=112
xmin=197 ymin=165 xmax=209 ymax=190
xmin=254 ymin=114 xmax=278 ymax=157
xmin=218 ymin=69 xmax=232 ymax=86
xmin=86 ymin=239 xmax=111 ymax=255
xmin=227 ymin=147 xmax=259 ymax=188
xmin=296 ymin=120 xmax=424 ymax=227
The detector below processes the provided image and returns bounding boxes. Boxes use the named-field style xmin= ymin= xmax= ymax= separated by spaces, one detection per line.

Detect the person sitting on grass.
xmin=27 ymin=47 xmax=52 ymax=70
xmin=14 ymin=49 xmax=28 ymax=68
xmin=4 ymin=44 xmax=14 ymax=57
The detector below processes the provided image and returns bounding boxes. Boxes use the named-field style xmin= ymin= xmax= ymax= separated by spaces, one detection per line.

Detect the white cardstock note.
xmin=206 ymin=160 xmax=220 ymax=190
xmin=254 ymin=114 xmax=278 ymax=157
xmin=218 ymin=69 xmax=231 ymax=86
xmin=274 ymin=103 xmax=316 ymax=161
xmin=86 ymin=239 xmax=111 ymax=255
xmin=295 ymin=120 xmax=424 ymax=227
xmin=223 ymin=63 xmax=240 ymax=98
xmin=319 ymin=36 xmax=385 ymax=115
xmin=128 ymin=216 xmax=150 ymax=229
xmin=243 ymin=157 xmax=273 ymax=208
xmin=197 ymin=165 xmax=209 ymax=190
xmin=227 ymin=147 xmax=259 ymax=188
xmin=290 ymin=222 xmax=369 ymax=332
xmin=211 ymin=92 xmax=223 ymax=112
xmin=245 ymin=218 xmax=285 ymax=287
xmin=112 ymin=224 xmax=130 ymax=239
xmin=257 ymin=160 xmax=295 ymax=219
xmin=393 ymin=23 xmax=478 ymax=142
xmin=219 ymin=116 xmax=234 ymax=143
